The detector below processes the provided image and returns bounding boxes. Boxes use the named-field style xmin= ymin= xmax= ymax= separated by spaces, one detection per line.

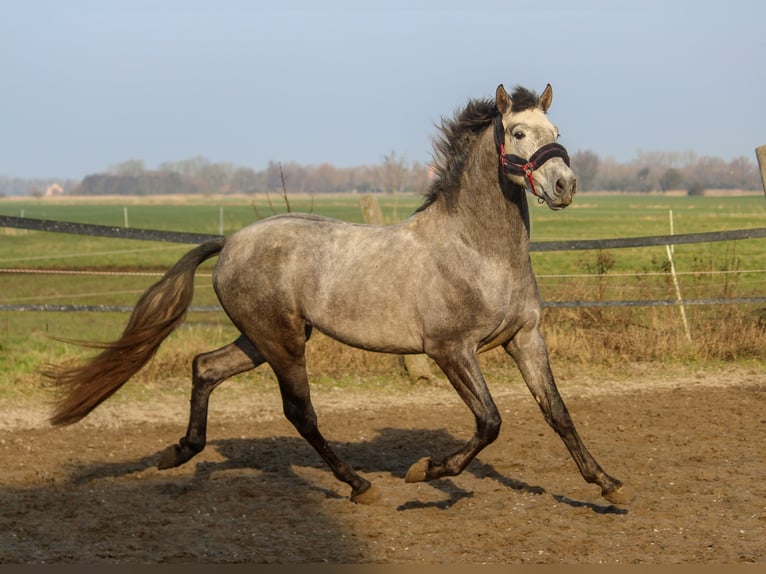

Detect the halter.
xmin=493 ymin=115 xmax=571 ymax=201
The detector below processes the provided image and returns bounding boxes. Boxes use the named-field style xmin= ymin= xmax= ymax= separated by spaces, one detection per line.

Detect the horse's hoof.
xmin=351 ymin=484 xmax=382 ymax=505
xmin=405 ymin=457 xmax=431 ymax=483
xmin=157 ymin=444 xmax=185 ymax=470
xmin=602 ymin=483 xmax=636 ymax=505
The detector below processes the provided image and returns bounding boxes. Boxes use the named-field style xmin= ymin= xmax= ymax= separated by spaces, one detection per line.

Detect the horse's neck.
xmin=448 ymin=134 xmax=531 ymax=256
xmin=413 ymin=182 xmax=529 ymax=264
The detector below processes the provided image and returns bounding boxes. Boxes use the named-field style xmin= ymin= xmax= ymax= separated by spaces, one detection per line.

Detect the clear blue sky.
xmin=2 ymin=0 xmax=765 ymax=179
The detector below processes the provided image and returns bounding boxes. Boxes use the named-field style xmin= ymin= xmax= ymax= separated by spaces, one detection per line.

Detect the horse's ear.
xmin=538 ymin=84 xmax=553 ymax=113
xmin=496 ymin=84 xmax=511 ymax=114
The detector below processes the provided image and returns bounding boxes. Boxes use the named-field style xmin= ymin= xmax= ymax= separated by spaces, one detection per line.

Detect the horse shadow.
xmin=68 ymin=426 xmax=626 ymax=515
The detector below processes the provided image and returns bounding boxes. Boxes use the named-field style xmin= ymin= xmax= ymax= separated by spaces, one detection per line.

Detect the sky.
xmin=2 ymin=0 xmax=765 ymax=180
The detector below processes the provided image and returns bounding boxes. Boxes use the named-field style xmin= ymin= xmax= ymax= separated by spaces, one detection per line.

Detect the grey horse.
xmin=48 ymin=84 xmax=633 ymax=506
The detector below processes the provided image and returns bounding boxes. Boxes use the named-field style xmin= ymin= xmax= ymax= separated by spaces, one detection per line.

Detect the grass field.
xmin=2 ymin=191 xmax=766 ymax=399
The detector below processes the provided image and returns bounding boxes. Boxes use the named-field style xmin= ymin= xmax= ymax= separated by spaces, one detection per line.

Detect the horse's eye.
xmin=513 ymin=131 xmax=525 ymax=140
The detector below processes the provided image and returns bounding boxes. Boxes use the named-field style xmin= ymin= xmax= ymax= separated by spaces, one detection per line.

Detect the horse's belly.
xmin=303 ymin=297 xmax=425 ymax=354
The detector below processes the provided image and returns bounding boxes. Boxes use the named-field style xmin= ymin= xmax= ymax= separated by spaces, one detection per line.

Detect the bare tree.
xmin=571 ymin=150 xmax=599 ymax=192
xmin=381 ymin=151 xmax=407 ymax=220
xmin=108 ymin=159 xmax=145 ymax=177
xmin=728 ymin=156 xmax=759 ymax=190
xmin=659 ymin=168 xmax=683 ymax=191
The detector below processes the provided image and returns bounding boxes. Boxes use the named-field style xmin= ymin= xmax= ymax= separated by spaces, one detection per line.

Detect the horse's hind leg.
xmin=158 ymin=335 xmax=263 ymax=469
xmin=261 ymin=335 xmax=373 ymax=501
xmin=505 ymin=325 xmax=634 ymax=505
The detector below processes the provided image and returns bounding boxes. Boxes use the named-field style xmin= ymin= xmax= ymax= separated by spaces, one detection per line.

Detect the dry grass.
xmin=6 ymin=264 xmax=764 ymax=403
xmin=114 ymin=301 xmax=766 ymax=395
xmin=541 ymin=304 xmax=766 ymax=365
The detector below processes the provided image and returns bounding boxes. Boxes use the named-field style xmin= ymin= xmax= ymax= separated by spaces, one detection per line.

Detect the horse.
xmin=46 ymin=83 xmax=633 ymax=506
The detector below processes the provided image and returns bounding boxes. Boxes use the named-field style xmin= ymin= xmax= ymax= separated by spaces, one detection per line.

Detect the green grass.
xmin=0 ymin=194 xmax=422 ymax=269
xmin=530 ymin=194 xmax=766 ymax=271
xmin=1 ymin=194 xmax=421 ymax=230
xmin=5 ymin=193 xmax=766 ymax=275
xmin=2 ymin=191 xmax=766 ymax=398
xmin=3 ymin=191 xmax=766 ymax=306
xmin=527 ymin=194 xmax=766 ymax=304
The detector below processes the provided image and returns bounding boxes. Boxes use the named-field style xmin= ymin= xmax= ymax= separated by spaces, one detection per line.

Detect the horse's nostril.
xmin=556 ymin=177 xmax=576 ymax=195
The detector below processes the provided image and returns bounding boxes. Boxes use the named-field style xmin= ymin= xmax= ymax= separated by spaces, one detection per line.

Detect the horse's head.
xmin=494 ymin=84 xmax=576 ymax=210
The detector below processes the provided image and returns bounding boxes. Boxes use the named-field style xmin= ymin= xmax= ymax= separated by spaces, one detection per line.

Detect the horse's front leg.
xmin=505 ymin=323 xmax=634 ymax=505
xmin=405 ymin=348 xmax=501 ymax=482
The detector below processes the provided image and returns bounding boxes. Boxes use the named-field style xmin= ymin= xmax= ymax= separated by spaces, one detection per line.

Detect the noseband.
xmin=493 ymin=115 xmax=571 ymax=201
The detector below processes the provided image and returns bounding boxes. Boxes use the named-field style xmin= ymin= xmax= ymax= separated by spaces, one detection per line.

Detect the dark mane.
xmin=510 ymin=86 xmax=539 ymax=113
xmin=420 ymin=98 xmax=498 ymax=210
xmin=419 ymin=86 xmax=540 ymax=211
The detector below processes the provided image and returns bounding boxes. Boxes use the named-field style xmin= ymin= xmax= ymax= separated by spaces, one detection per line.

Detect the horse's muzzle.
xmin=545 ymin=173 xmax=576 ymax=210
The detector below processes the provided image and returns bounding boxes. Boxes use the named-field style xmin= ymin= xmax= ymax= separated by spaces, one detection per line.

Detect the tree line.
xmin=73 ymin=153 xmax=428 ymax=197
xmin=1 ymin=149 xmax=762 ymax=197
xmin=571 ymin=150 xmax=761 ymax=194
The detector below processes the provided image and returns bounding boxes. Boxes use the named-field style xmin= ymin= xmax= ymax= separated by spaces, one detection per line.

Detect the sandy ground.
xmin=1 ymin=366 xmax=764 ymax=564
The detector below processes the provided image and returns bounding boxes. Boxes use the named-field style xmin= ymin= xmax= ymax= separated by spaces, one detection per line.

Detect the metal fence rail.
xmin=3 ymin=297 xmax=766 ymax=314
xmin=3 ymin=214 xmax=766 ymax=311
xmin=0 ymin=214 xmax=218 ymax=244
xmin=4 ymin=214 xmax=766 ymax=250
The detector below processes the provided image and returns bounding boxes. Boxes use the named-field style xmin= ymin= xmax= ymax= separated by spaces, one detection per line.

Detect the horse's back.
xmin=213 ymin=213 xmax=429 ymax=352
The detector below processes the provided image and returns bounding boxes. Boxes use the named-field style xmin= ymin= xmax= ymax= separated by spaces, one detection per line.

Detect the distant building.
xmin=44 ymin=183 xmax=64 ymax=197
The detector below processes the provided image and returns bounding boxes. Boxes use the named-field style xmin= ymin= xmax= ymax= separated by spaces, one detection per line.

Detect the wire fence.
xmin=2 ymin=214 xmax=766 ymax=312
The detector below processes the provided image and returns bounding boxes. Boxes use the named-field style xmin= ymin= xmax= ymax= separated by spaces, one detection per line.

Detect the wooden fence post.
xmin=756 ymin=145 xmax=766 ymax=198
xmin=359 ymin=194 xmax=433 ymax=383
xmin=359 ymin=194 xmax=385 ymax=225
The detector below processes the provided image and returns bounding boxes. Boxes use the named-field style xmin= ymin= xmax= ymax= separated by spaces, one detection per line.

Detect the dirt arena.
xmin=1 ymin=365 xmax=764 ymax=564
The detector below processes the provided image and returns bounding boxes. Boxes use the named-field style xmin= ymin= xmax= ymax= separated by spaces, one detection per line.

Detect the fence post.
xmin=359 ymin=194 xmax=385 ymax=225
xmin=756 ymin=145 xmax=766 ymax=198
xmin=359 ymin=194 xmax=433 ymax=383
xmin=667 ymin=210 xmax=692 ymax=343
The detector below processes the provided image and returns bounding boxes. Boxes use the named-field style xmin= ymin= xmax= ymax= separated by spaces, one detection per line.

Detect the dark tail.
xmin=47 ymin=237 xmax=226 ymax=426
